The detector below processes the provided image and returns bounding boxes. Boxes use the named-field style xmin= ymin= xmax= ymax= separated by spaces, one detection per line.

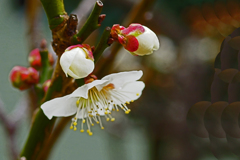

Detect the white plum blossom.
xmin=60 ymin=44 xmax=94 ymax=79
xmin=41 ymin=70 xmax=145 ymax=135
xmin=111 ymin=23 xmax=159 ymax=56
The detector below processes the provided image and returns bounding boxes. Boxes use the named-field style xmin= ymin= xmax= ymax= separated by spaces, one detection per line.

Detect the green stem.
xmin=71 ymin=1 xmax=104 ymax=44
xmin=20 ymin=71 xmax=63 ymax=160
xmin=93 ymin=27 xmax=111 ymax=63
xmin=40 ymin=0 xmax=67 ymax=30
xmin=75 ymin=28 xmax=111 ymax=84
xmin=39 ymin=49 xmax=52 ymax=84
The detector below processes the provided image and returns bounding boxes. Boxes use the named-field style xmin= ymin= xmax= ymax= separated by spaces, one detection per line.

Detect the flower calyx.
xmin=84 ymin=74 xmax=98 ymax=84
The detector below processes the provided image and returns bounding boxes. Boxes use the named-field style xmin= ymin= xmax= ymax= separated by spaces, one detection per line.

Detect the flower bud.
xmin=60 ymin=44 xmax=94 ymax=79
xmin=9 ymin=66 xmax=39 ymax=90
xmin=111 ymin=23 xmax=159 ymax=56
xmin=28 ymin=48 xmax=54 ymax=70
xmin=43 ymin=79 xmax=51 ymax=93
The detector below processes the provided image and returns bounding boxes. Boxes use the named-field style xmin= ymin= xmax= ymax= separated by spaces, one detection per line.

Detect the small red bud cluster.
xmin=9 ymin=47 xmax=54 ymax=91
xmin=9 ymin=66 xmax=39 ymax=90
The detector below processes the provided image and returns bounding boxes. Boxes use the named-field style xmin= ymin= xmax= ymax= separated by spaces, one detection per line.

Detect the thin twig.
xmin=70 ymin=1 xmax=104 ymax=44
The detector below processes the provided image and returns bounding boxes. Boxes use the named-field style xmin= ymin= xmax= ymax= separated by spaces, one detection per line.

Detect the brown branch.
xmin=36 ymin=117 xmax=72 ymax=160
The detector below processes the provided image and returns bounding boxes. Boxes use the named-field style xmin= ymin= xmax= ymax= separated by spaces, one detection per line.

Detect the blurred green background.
xmin=1 ymin=0 xmax=239 ymax=159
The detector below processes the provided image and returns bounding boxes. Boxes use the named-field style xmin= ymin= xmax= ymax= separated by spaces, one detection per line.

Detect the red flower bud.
xmin=28 ymin=48 xmax=54 ymax=70
xmin=9 ymin=66 xmax=39 ymax=90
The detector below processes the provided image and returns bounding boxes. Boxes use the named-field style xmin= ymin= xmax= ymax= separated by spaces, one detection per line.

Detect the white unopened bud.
xmin=60 ymin=45 xmax=94 ymax=79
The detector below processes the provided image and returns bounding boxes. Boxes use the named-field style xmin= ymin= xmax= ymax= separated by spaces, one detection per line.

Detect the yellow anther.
xmin=109 ymin=112 xmax=111 ymax=114
xmin=113 ymin=104 xmax=116 ymax=106
xmin=91 ymin=123 xmax=94 ymax=126
xmin=106 ymin=118 xmax=110 ymax=121
xmin=88 ymin=111 xmax=92 ymax=113
xmin=76 ymin=100 xmax=80 ymax=105
xmin=111 ymin=118 xmax=115 ymax=122
xmin=101 ymin=127 xmax=104 ymax=129
xmin=105 ymin=111 xmax=108 ymax=114
xmin=136 ymin=93 xmax=139 ymax=96
xmin=131 ymin=100 xmax=134 ymax=102
xmin=95 ymin=110 xmax=98 ymax=112
xmin=125 ymin=111 xmax=130 ymax=114
xmin=74 ymin=127 xmax=77 ymax=131
xmin=89 ymin=132 xmax=93 ymax=136
xmin=121 ymin=107 xmax=124 ymax=109
xmin=126 ymin=101 xmax=130 ymax=104
xmin=112 ymin=108 xmax=115 ymax=111
xmin=74 ymin=117 xmax=77 ymax=120
xmin=117 ymin=109 xmax=119 ymax=112
xmin=128 ymin=109 xmax=131 ymax=112
xmin=87 ymin=129 xmax=90 ymax=133
xmin=70 ymin=126 xmax=73 ymax=129
xmin=96 ymin=113 xmax=100 ymax=116
xmin=82 ymin=119 xmax=86 ymax=123
xmin=73 ymin=122 xmax=77 ymax=126
xmin=89 ymin=114 xmax=93 ymax=117
xmin=80 ymin=129 xmax=84 ymax=133
xmin=91 ymin=108 xmax=93 ymax=110
xmin=97 ymin=121 xmax=100 ymax=124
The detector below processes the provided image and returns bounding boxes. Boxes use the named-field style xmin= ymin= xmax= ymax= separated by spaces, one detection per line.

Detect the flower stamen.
xmin=69 ymin=83 xmax=137 ymax=135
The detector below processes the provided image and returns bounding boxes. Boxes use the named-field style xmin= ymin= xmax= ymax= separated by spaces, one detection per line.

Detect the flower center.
xmin=69 ymin=84 xmax=140 ymax=136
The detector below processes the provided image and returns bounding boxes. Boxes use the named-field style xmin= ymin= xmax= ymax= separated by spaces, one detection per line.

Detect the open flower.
xmin=41 ymin=70 xmax=145 ymax=135
xmin=60 ymin=44 xmax=94 ymax=79
xmin=111 ymin=23 xmax=159 ymax=56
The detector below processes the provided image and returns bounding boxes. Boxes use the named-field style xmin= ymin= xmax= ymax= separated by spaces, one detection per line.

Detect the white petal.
xmin=60 ymin=48 xmax=78 ymax=77
xmin=68 ymin=49 xmax=94 ymax=79
xmin=70 ymin=80 xmax=108 ymax=98
xmin=134 ymin=26 xmax=159 ymax=56
xmin=41 ymin=95 xmax=78 ymax=119
xmin=100 ymin=70 xmax=143 ymax=89
xmin=115 ymin=81 xmax=145 ymax=102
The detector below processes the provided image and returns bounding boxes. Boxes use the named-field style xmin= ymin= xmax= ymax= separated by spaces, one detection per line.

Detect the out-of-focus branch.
xmin=71 ymin=1 xmax=105 ymax=44
xmin=26 ymin=0 xmax=41 ymax=49
xmin=0 ymin=100 xmax=19 ymax=160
